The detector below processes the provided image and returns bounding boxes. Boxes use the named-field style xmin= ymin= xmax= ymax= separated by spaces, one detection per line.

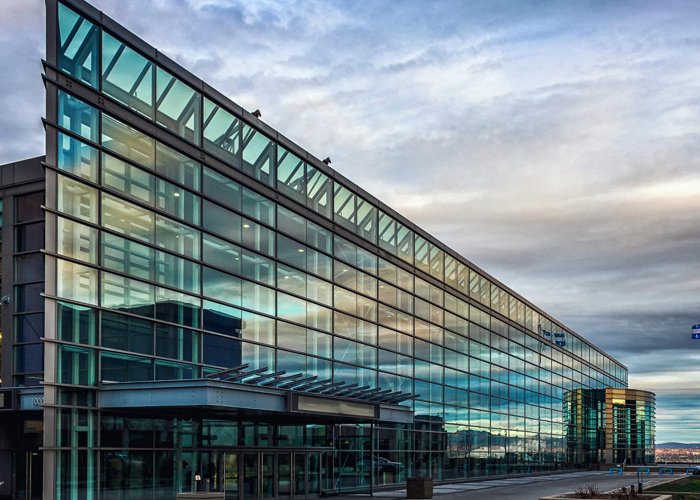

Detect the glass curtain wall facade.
xmin=564 ymin=389 xmax=655 ymax=466
xmin=37 ymin=0 xmax=628 ymax=498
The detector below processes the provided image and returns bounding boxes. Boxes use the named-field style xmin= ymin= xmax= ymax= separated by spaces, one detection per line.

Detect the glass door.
xmin=278 ymin=454 xmax=292 ymax=499
xmin=223 ymin=452 xmax=239 ymax=500
xmin=293 ymin=453 xmax=306 ymax=497
xmin=242 ymin=453 xmax=259 ymax=500
xmin=261 ymin=454 xmax=275 ymax=499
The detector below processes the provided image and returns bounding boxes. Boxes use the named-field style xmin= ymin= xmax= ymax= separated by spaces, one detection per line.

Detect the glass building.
xmin=0 ymin=0 xmax=652 ymax=498
xmin=564 ymin=389 xmax=655 ymax=467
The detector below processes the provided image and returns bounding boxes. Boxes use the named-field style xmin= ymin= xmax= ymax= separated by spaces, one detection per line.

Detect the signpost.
xmin=692 ymin=324 xmax=700 ymax=340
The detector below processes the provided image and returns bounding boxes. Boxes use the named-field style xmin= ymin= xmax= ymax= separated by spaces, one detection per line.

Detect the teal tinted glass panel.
xmin=101 ymin=193 xmax=154 ymax=243
xmin=203 ymin=267 xmax=242 ymax=307
xmin=241 ymin=124 xmax=274 ymax=186
xmin=203 ymin=201 xmax=241 ymax=243
xmin=101 ymin=352 xmax=152 ymax=382
xmin=306 ymin=166 xmax=331 ymax=218
xmin=101 ymin=272 xmax=155 ymax=318
xmin=57 ymin=216 xmax=98 ymax=264
xmin=58 ymin=3 xmax=99 ymax=88
xmin=396 ymin=223 xmax=413 ymax=264
xmin=156 ymin=179 xmax=200 ymax=224
xmin=102 ymin=153 xmax=154 ymax=205
xmin=202 ymin=300 xmax=242 ymax=338
xmin=356 ymin=197 xmax=377 ymax=243
xmin=203 ymin=167 xmax=241 ymax=210
xmin=156 ymin=324 xmax=199 ymax=362
xmin=102 ymin=114 xmax=155 ymax=168
xmin=57 ymin=132 xmax=98 ymax=181
xmin=242 ymin=188 xmax=275 ymax=226
xmin=156 ymin=142 xmax=201 ymax=190
xmin=155 ymin=287 xmax=200 ymax=328
xmin=156 ymin=67 xmax=201 ymax=145
xmin=155 ymin=250 xmax=200 ymax=294
xmin=57 ymin=175 xmax=98 ymax=223
xmin=203 ymin=98 xmax=241 ymax=164
xmin=57 ymin=301 xmax=96 ymax=345
xmin=102 ymin=232 xmax=153 ymax=281
xmin=203 ymin=234 xmax=241 ymax=275
xmin=333 ymin=183 xmax=355 ymax=231
xmin=58 ymin=91 xmax=99 ymax=142
xmin=102 ymin=32 xmax=154 ymax=117
xmin=155 ymin=215 xmax=200 ymax=259
xmin=277 ymin=146 xmax=305 ymax=202
xmin=102 ymin=311 xmax=153 ymax=355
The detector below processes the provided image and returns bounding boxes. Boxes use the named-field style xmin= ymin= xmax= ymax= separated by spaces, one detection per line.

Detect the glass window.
xmin=378 ymin=212 xmax=396 ymax=254
xmin=242 ymin=188 xmax=275 ymax=225
xmin=277 ymin=206 xmax=305 ymax=241
xmin=57 ymin=216 xmax=98 ymax=264
xmin=15 ymin=222 xmax=46 ymax=252
xmin=203 ymin=200 xmax=241 ymax=243
xmin=203 ymin=98 xmax=241 ymax=165
xmin=102 ymin=153 xmax=154 ymax=205
xmin=102 ymin=311 xmax=153 ymax=355
xmin=306 ymin=165 xmax=331 ymax=218
xmin=240 ymin=218 xmax=274 ymax=256
xmin=102 ymin=114 xmax=155 ymax=168
xmin=102 ymin=32 xmax=154 ymax=117
xmin=203 ymin=167 xmax=241 ymax=210
xmin=156 ymin=178 xmax=200 ymax=224
xmin=102 ymin=193 xmax=154 ymax=243
xmin=16 ymin=192 xmax=44 ymax=222
xmin=15 ymin=313 xmax=45 ymax=343
xmin=155 ymin=214 xmax=200 ymax=259
xmin=202 ymin=333 xmax=242 ymax=368
xmin=356 ymin=197 xmax=376 ymax=243
xmin=333 ymin=183 xmax=355 ymax=231
xmin=101 ymin=272 xmax=155 ymax=317
xmin=58 ymin=3 xmax=99 ymax=88
xmin=14 ymin=344 xmax=44 ymax=374
xmin=306 ymin=248 xmax=332 ymax=280
xmin=277 ymin=292 xmax=306 ymax=326
xmin=156 ymin=142 xmax=201 ymax=190
xmin=277 ymin=146 xmax=305 ymax=202
xmin=241 ymin=311 xmax=274 ymax=345
xmin=57 ymin=132 xmax=98 ymax=181
xmin=15 ymin=283 xmax=44 ymax=313
xmin=277 ymin=235 xmax=306 ymax=269
xmin=155 ymin=287 xmax=200 ymax=328
xmin=156 ymin=67 xmax=201 ymax=144
xmin=58 ymin=91 xmax=99 ymax=142
xmin=156 ymin=324 xmax=199 ymax=362
xmin=101 ymin=352 xmax=152 ymax=382
xmin=203 ymin=233 xmax=241 ymax=275
xmin=57 ymin=302 xmax=96 ymax=345
xmin=155 ymin=250 xmax=200 ymax=294
xmin=57 ymin=259 xmax=98 ymax=305
xmin=307 ymin=221 xmax=332 ymax=253
xmin=241 ymin=280 xmax=275 ymax=315
xmin=203 ymin=300 xmax=242 ymax=338
xmin=396 ymin=223 xmax=413 ymax=264
xmin=241 ymin=124 xmax=274 ymax=186
xmin=241 ymin=250 xmax=275 ymax=286
xmin=102 ymin=232 xmax=153 ymax=281
xmin=414 ymin=235 xmax=430 ymax=274
xmin=203 ymin=267 xmax=241 ymax=307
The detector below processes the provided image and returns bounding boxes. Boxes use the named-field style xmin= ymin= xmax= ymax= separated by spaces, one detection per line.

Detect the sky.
xmin=1 ymin=0 xmax=699 ymax=443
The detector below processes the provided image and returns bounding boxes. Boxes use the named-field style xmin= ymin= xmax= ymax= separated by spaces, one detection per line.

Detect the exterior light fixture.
xmin=252 ymin=109 xmax=262 ymax=118
xmin=322 ymin=157 xmax=331 ymax=165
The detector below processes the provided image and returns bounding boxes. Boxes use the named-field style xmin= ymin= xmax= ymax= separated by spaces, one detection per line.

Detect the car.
xmin=689 ymin=465 xmax=700 ymax=475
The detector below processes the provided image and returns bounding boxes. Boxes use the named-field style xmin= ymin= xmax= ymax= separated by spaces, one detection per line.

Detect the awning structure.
xmin=99 ymin=366 xmax=416 ymax=424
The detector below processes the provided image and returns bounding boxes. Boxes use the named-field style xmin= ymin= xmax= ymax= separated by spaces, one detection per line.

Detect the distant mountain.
xmin=657 ymin=442 xmax=700 ymax=449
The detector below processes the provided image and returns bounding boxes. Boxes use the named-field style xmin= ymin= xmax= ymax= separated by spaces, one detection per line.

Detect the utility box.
xmin=406 ymin=477 xmax=433 ymax=499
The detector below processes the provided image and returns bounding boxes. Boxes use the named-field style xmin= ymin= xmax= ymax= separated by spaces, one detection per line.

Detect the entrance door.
xmin=221 ymin=451 xmax=325 ymax=499
xmin=13 ymin=451 xmax=42 ymax=500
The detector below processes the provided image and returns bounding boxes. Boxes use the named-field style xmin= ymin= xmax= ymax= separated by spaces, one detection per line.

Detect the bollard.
xmin=638 ymin=482 xmax=643 ymax=494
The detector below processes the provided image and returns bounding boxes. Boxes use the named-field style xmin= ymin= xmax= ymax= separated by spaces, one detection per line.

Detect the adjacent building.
xmin=0 ymin=0 xmax=653 ymax=498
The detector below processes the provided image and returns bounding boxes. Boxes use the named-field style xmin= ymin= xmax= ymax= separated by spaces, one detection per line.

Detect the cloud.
xmin=2 ymin=0 xmax=699 ymax=442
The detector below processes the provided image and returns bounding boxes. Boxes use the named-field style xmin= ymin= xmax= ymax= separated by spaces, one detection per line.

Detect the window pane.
xmin=203 ymin=201 xmax=241 ymax=245
xmin=101 ymin=352 xmax=152 ymax=382
xmin=203 ymin=233 xmax=241 ymax=275
xmin=306 ymin=166 xmax=331 ymax=218
xmin=155 ymin=287 xmax=200 ymax=328
xmin=156 ymin=178 xmax=200 ymax=224
xmin=203 ymin=300 xmax=242 ymax=338
xmin=203 ymin=167 xmax=241 ymax=210
xmin=102 ymin=311 xmax=153 ymax=355
xmin=57 ymin=259 xmax=98 ymax=305
xmin=102 ymin=114 xmax=155 ymax=168
xmin=57 ymin=216 xmax=98 ymax=264
xmin=155 ymin=250 xmax=200 ymax=294
xmin=242 ymin=188 xmax=275 ymax=226
xmin=203 ymin=98 xmax=240 ymax=165
xmin=101 ymin=272 xmax=155 ymax=317
xmin=155 ymin=215 xmax=200 ymax=259
xmin=102 ymin=32 xmax=154 ymax=117
xmin=58 ymin=3 xmax=99 ymax=88
xmin=102 ymin=232 xmax=153 ymax=280
xmin=203 ymin=333 xmax=242 ymax=368
xmin=58 ymin=91 xmax=99 ymax=142
xmin=16 ymin=192 xmax=44 ymax=222
xmin=102 ymin=193 xmax=154 ymax=243
xmin=203 ymin=267 xmax=241 ymax=307
xmin=57 ymin=302 xmax=96 ymax=345
xmin=58 ymin=175 xmax=97 ymax=223
xmin=156 ymin=142 xmax=201 ymax=190
xmin=156 ymin=67 xmax=201 ymax=145
xmin=241 ymin=250 xmax=274 ymax=286
xmin=156 ymin=324 xmax=199 ymax=362
xmin=58 ymin=132 xmax=98 ymax=181
xmin=333 ymin=183 xmax=355 ymax=230
xmin=356 ymin=197 xmax=376 ymax=243
xmin=241 ymin=124 xmax=274 ymax=186
xmin=277 ymin=146 xmax=305 ymax=202
xmin=15 ymin=313 xmax=45 ymax=343
xmin=102 ymin=153 xmax=154 ymax=205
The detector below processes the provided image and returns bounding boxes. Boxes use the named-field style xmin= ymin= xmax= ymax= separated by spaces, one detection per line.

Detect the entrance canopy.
xmin=99 ymin=377 xmax=414 ymax=424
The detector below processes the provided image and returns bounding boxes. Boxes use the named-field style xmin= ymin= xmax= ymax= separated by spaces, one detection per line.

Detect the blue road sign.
xmin=693 ymin=324 xmax=700 ymax=334
xmin=693 ymin=333 xmax=700 ymax=340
